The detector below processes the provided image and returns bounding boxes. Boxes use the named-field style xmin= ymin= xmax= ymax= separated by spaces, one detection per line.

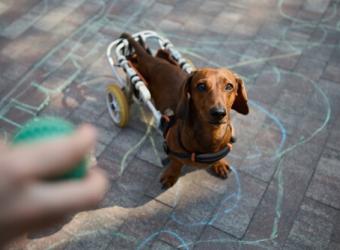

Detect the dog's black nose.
xmin=210 ymin=107 xmax=226 ymax=119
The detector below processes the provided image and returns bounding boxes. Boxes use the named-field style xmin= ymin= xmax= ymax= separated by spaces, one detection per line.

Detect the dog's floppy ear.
xmin=176 ymin=72 xmax=195 ymax=119
xmin=232 ymin=74 xmax=249 ymax=115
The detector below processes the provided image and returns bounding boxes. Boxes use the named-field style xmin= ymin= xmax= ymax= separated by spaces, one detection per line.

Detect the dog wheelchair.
xmin=106 ymin=30 xmax=234 ymax=167
xmin=105 ymin=30 xmax=195 ymax=130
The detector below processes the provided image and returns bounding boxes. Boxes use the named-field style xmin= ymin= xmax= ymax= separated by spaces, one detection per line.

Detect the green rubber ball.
xmin=12 ymin=116 xmax=88 ymax=180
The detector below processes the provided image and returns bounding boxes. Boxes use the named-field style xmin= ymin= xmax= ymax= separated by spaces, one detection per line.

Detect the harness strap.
xmin=160 ymin=114 xmax=176 ymax=138
xmin=161 ymin=115 xmax=232 ymax=165
xmin=163 ymin=140 xmax=231 ymax=164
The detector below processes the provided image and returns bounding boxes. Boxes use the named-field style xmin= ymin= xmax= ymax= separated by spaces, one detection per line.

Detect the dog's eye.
xmin=225 ymin=83 xmax=234 ymax=92
xmin=196 ymin=83 xmax=207 ymax=92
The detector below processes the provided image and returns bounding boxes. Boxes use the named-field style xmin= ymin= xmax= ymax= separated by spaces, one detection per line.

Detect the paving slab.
xmin=284 ymin=198 xmax=337 ymax=250
xmin=0 ymin=0 xmax=339 ymax=249
xmin=306 ymin=147 xmax=340 ymax=209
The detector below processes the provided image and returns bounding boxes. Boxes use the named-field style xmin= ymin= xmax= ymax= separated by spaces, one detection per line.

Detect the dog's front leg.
xmin=160 ymin=158 xmax=183 ymax=189
xmin=211 ymin=158 xmax=231 ymax=179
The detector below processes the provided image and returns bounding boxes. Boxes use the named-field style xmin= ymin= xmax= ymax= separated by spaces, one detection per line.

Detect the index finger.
xmin=3 ymin=125 xmax=97 ymax=181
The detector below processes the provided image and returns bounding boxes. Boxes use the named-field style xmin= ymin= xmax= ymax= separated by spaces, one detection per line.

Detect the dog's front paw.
xmin=160 ymin=172 xmax=178 ymax=189
xmin=211 ymin=162 xmax=231 ymax=179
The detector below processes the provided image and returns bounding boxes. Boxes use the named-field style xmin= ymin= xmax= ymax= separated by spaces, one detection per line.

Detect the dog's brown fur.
xmin=121 ymin=33 xmax=249 ymax=188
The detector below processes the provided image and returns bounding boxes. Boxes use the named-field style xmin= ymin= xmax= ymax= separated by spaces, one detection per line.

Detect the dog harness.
xmin=160 ymin=115 xmax=232 ymax=165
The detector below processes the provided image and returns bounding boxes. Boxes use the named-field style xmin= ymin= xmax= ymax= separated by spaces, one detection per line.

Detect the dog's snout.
xmin=209 ymin=107 xmax=226 ymax=119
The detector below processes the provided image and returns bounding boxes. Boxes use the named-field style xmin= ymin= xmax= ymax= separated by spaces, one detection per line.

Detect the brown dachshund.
xmin=121 ymin=33 xmax=249 ymax=188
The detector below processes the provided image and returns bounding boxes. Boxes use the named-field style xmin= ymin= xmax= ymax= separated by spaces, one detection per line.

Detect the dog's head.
xmin=176 ymin=68 xmax=249 ymax=125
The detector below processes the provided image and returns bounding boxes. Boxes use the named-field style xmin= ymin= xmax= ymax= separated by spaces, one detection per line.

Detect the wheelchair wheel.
xmin=106 ymin=84 xmax=129 ymax=128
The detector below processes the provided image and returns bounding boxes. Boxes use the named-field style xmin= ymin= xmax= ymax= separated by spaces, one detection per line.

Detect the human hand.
xmin=0 ymin=125 xmax=108 ymax=246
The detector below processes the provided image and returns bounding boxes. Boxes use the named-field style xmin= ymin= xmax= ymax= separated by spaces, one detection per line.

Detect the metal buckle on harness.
xmin=191 ymin=153 xmax=196 ymax=162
